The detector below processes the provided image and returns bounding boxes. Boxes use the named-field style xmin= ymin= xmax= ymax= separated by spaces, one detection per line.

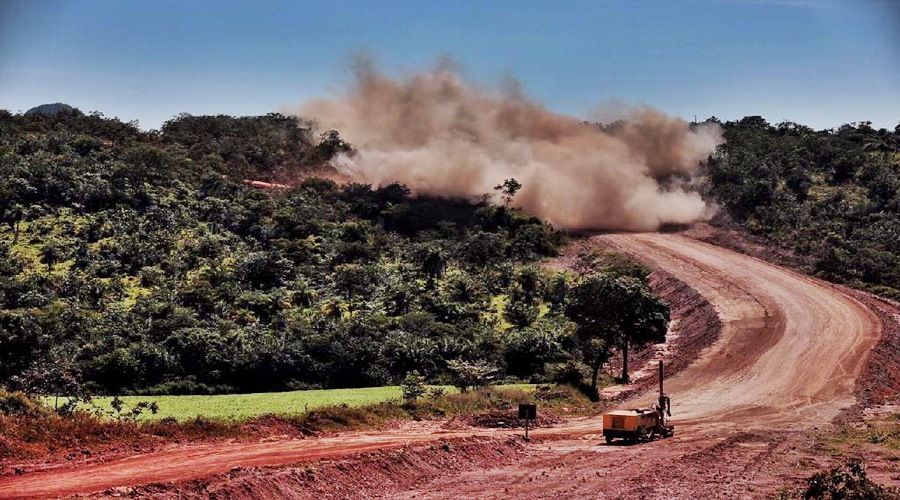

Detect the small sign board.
xmin=518 ymin=403 xmax=537 ymax=420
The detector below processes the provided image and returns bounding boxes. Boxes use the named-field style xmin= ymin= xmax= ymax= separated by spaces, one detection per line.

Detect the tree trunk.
xmin=12 ymin=221 xmax=19 ymax=245
xmin=621 ymin=340 xmax=629 ymax=383
xmin=590 ymin=364 xmax=600 ymax=402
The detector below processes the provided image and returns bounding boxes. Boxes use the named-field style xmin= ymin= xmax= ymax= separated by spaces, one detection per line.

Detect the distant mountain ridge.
xmin=24 ymin=102 xmax=76 ymax=116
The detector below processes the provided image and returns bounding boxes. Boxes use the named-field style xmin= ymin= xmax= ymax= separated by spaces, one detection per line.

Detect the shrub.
xmin=446 ymin=360 xmax=499 ymax=393
xmin=401 ymin=370 xmax=426 ymax=402
xmin=295 ymin=403 xmax=408 ymax=434
xmin=790 ymin=460 xmax=895 ymax=499
xmin=0 ymin=388 xmax=46 ymax=417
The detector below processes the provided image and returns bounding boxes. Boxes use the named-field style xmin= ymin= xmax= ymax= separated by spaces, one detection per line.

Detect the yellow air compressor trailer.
xmin=602 ymin=409 xmax=660 ymax=442
xmin=602 ymin=360 xmax=674 ymax=444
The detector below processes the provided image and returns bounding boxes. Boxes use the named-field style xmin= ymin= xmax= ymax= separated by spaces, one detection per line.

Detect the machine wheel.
xmin=648 ymin=427 xmax=657 ymax=441
xmin=637 ymin=427 xmax=648 ymax=442
xmin=605 ymin=434 xmax=614 ymax=445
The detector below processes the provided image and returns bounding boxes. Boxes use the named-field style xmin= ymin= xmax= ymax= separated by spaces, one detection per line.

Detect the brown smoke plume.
xmin=285 ymin=59 xmax=722 ymax=231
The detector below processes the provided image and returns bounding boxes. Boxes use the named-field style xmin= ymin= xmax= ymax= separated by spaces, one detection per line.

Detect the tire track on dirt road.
xmin=0 ymin=232 xmax=883 ymax=499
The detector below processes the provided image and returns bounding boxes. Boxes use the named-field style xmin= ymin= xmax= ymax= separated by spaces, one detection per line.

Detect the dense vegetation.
xmin=12 ymin=107 xmax=894 ymax=401
xmin=705 ymin=117 xmax=900 ymax=299
xmin=2 ymin=108 xmax=668 ymax=398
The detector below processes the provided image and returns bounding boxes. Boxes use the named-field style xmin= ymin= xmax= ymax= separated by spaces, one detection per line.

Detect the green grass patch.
xmin=8 ymin=384 xmax=596 ymax=462
xmin=485 ymin=294 xmax=513 ymax=330
xmin=71 ymin=384 xmax=538 ymax=421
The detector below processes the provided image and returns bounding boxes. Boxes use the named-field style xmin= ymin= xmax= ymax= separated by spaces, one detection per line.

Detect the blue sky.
xmin=1 ymin=0 xmax=897 ymax=130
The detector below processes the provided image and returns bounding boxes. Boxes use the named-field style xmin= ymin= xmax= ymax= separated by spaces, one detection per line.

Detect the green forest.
xmin=0 ymin=108 xmax=897 ymax=399
xmin=705 ymin=116 xmax=900 ymax=299
xmin=2 ymin=109 xmax=665 ymax=398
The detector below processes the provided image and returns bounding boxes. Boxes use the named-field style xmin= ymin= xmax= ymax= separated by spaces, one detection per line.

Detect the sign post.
xmin=518 ymin=403 xmax=537 ymax=441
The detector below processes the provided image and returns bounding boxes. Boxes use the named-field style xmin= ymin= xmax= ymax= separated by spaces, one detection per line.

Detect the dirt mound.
xmin=104 ymin=437 xmax=529 ymax=499
xmin=242 ymin=414 xmax=311 ymax=437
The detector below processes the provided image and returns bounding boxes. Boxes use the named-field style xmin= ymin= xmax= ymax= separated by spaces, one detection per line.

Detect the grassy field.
xmin=75 ymin=384 xmax=537 ymax=421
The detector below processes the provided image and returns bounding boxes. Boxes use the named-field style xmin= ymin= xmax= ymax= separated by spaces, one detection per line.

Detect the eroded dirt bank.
xmin=844 ymin=290 xmax=900 ymax=410
xmin=389 ymin=431 xmax=837 ymax=499
xmin=91 ymin=437 xmax=530 ymax=500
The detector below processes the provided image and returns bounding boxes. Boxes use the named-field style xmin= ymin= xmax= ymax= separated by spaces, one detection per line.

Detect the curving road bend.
xmin=0 ymin=233 xmax=884 ymax=499
xmin=600 ymin=233 xmax=880 ymax=431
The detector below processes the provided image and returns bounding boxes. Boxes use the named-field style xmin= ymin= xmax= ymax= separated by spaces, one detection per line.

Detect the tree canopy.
xmin=0 ymin=110 xmax=582 ymax=396
xmin=704 ymin=117 xmax=900 ymax=299
xmin=566 ymin=274 xmax=669 ymax=397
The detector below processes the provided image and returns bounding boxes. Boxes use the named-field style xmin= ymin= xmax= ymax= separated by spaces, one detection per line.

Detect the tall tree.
xmin=610 ymin=277 xmax=670 ymax=383
xmin=566 ymin=274 xmax=669 ymax=396
xmin=493 ymin=178 xmax=522 ymax=207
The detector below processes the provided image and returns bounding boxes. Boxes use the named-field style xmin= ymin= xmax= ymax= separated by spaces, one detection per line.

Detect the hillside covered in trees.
xmin=704 ymin=117 xmax=900 ymax=299
xmin=0 ymin=109 xmax=614 ymax=396
xmin=1 ymin=107 xmax=896 ymax=399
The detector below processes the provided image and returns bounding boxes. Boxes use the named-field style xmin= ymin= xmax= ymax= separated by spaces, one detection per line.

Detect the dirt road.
xmin=600 ymin=233 xmax=880 ymax=430
xmin=0 ymin=233 xmax=885 ymax=499
xmin=392 ymin=233 xmax=888 ymax=499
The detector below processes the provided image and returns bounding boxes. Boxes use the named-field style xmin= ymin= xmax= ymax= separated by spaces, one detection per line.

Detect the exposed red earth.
xmin=0 ymin=232 xmax=896 ymax=499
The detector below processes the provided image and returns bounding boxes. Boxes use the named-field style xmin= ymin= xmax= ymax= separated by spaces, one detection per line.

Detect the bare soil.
xmin=835 ymin=288 xmax=900 ymax=418
xmin=98 ymin=437 xmax=533 ymax=500
xmin=389 ymin=431 xmax=834 ymax=499
xmin=0 ymin=231 xmax=896 ymax=499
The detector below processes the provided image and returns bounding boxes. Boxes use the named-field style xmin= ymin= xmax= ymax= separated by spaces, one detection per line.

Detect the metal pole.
xmin=659 ymin=360 xmax=664 ymax=397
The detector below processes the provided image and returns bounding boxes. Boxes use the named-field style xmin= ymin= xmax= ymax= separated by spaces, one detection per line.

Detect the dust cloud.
xmin=284 ymin=59 xmax=723 ymax=231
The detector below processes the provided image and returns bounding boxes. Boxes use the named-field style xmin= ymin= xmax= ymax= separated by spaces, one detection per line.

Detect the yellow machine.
xmin=602 ymin=409 xmax=663 ymax=442
xmin=602 ymin=360 xmax=674 ymax=444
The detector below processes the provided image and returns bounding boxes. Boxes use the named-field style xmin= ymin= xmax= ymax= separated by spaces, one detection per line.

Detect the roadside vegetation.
xmin=771 ymin=413 xmax=900 ymax=499
xmin=704 ymin=117 xmax=900 ymax=300
xmin=822 ymin=414 xmax=900 ymax=458
xmin=780 ymin=459 xmax=895 ymax=499
xmin=57 ymin=384 xmax=536 ymax=421
xmin=1 ymin=384 xmax=597 ymax=463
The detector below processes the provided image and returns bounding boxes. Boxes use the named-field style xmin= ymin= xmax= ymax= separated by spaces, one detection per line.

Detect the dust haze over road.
xmin=0 ymin=233 xmax=884 ymax=499
xmin=286 ymin=59 xmax=723 ymax=231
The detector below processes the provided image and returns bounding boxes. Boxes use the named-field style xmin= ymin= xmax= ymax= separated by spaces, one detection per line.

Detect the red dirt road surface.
xmin=0 ymin=233 xmax=887 ymax=499
xmin=600 ymin=233 xmax=880 ymax=429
